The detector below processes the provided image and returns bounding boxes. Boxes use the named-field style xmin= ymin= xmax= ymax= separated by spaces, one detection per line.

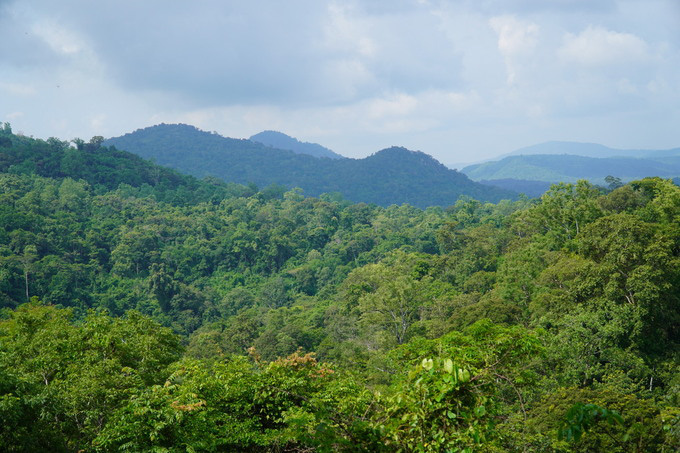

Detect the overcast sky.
xmin=1 ymin=0 xmax=679 ymax=165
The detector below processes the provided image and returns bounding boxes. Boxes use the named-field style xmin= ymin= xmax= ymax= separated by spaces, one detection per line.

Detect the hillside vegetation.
xmin=1 ymin=123 xmax=679 ymax=452
xmin=105 ymin=123 xmax=516 ymax=207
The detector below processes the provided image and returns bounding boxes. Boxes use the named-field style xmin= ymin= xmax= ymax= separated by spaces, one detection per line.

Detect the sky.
xmin=1 ymin=0 xmax=679 ymax=166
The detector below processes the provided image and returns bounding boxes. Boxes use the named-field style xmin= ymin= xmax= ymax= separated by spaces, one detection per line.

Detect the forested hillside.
xmin=0 ymin=123 xmax=249 ymax=205
xmin=105 ymin=123 xmax=516 ymax=207
xmin=1 ymin=123 xmax=679 ymax=451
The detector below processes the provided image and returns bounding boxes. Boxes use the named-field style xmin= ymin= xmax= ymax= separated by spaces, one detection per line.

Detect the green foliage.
xmin=0 ymin=127 xmax=678 ymax=451
xmin=378 ymin=357 xmax=484 ymax=452
xmin=95 ymin=351 xmax=384 ymax=452
xmin=376 ymin=320 xmax=544 ymax=452
xmin=0 ymin=303 xmax=182 ymax=450
xmin=557 ymin=402 xmax=623 ymax=443
xmin=531 ymin=180 xmax=603 ymax=249
xmin=526 ymin=387 xmax=669 ymax=452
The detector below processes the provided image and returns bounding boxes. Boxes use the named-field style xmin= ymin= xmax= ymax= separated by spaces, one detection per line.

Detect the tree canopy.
xmin=0 ymin=124 xmax=678 ymax=451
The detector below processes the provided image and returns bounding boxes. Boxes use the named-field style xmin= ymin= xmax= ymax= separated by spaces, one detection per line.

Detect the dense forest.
xmin=0 ymin=123 xmax=679 ymax=452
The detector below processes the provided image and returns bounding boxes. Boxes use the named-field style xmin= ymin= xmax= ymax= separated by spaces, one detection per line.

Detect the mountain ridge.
xmin=104 ymin=124 xmax=516 ymax=207
xmin=463 ymin=153 xmax=680 ymax=186
xmin=249 ymin=130 xmax=343 ymax=159
xmin=501 ymin=140 xmax=680 ymax=159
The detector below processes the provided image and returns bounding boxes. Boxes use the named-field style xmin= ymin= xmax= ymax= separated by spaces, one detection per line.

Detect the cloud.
xmin=449 ymin=0 xmax=617 ymax=16
xmin=1 ymin=0 xmax=463 ymax=109
xmin=560 ymin=26 xmax=650 ymax=67
xmin=323 ymin=3 xmax=376 ymax=58
xmin=549 ymin=25 xmax=661 ymax=116
xmin=30 ymin=20 xmax=85 ymax=55
xmin=0 ymin=0 xmax=678 ymax=162
xmin=489 ymin=15 xmax=539 ymax=85
xmin=0 ymin=5 xmax=60 ymax=68
xmin=490 ymin=15 xmax=539 ymax=55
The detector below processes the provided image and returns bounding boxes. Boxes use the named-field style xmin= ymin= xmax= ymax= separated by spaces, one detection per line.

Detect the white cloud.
xmin=30 ymin=20 xmax=84 ymax=55
xmin=0 ymin=0 xmax=678 ymax=162
xmin=490 ymin=15 xmax=539 ymax=56
xmin=489 ymin=15 xmax=540 ymax=84
xmin=560 ymin=26 xmax=650 ymax=67
xmin=323 ymin=3 xmax=376 ymax=58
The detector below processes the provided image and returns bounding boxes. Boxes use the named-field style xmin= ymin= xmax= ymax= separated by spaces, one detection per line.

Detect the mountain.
xmin=462 ymin=141 xmax=680 ymax=195
xmin=104 ymin=124 xmax=516 ymax=207
xmin=462 ymin=154 xmax=680 ymax=186
xmin=332 ymin=146 xmax=517 ymax=207
xmin=502 ymin=141 xmax=680 ymax=159
xmin=249 ymin=130 xmax=344 ymax=159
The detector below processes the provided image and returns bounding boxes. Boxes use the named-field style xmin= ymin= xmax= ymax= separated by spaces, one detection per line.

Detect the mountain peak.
xmin=370 ymin=146 xmax=451 ymax=170
xmin=249 ymin=130 xmax=343 ymax=159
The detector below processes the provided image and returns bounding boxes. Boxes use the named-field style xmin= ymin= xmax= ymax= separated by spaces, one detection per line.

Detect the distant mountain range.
xmin=502 ymin=141 xmax=680 ymax=159
xmin=464 ymin=141 xmax=680 ymax=194
xmin=104 ymin=124 xmax=516 ymax=207
xmin=464 ymin=154 xmax=680 ymax=186
xmin=249 ymin=130 xmax=344 ymax=159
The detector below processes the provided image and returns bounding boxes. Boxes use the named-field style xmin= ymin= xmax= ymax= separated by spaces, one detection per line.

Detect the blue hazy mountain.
xmin=502 ymin=141 xmax=680 ymax=159
xmin=463 ymin=153 xmax=680 ymax=187
xmin=249 ymin=130 xmax=344 ymax=159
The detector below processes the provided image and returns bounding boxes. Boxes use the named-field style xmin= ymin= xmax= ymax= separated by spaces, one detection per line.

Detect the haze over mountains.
xmin=104 ymin=124 xmax=515 ymax=207
xmin=501 ymin=141 xmax=680 ymax=159
xmin=459 ymin=141 xmax=680 ymax=196
xmin=463 ymin=154 xmax=680 ymax=184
